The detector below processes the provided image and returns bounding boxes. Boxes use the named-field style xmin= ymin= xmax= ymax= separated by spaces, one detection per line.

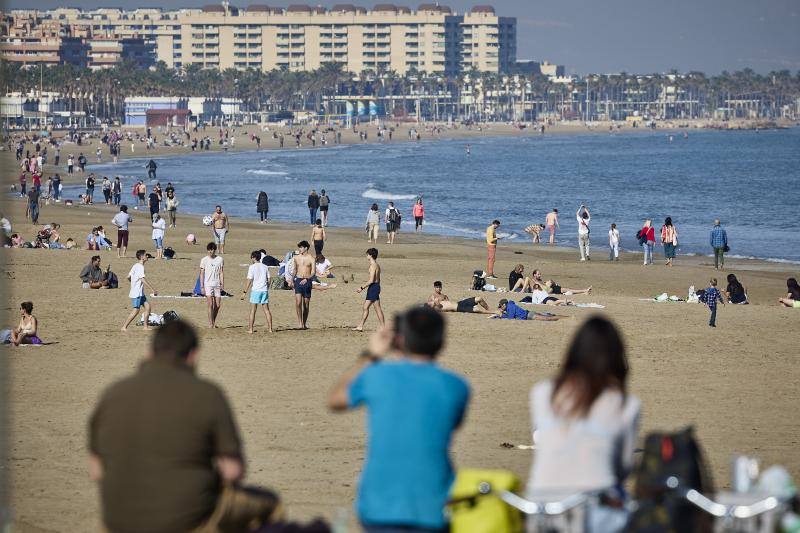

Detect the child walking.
xmin=702 ymin=277 xmax=725 ymax=327
xmin=608 ymin=223 xmax=620 ymax=261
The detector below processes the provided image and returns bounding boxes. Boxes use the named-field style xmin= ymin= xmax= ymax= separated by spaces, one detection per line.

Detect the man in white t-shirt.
xmin=121 ymin=249 xmax=158 ymax=331
xmin=199 ymin=242 xmax=224 ymax=328
xmin=241 ymin=250 xmax=273 ymax=334
xmin=576 ymin=205 xmax=591 ymax=261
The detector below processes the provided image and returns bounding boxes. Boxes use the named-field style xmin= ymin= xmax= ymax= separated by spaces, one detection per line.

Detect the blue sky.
xmin=11 ymin=0 xmax=800 ymax=74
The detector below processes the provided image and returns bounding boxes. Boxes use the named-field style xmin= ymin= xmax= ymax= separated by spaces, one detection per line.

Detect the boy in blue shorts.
xmin=289 ymin=240 xmax=315 ymax=329
xmin=122 ymin=249 xmax=158 ymax=331
xmin=354 ymin=248 xmax=385 ymax=331
xmin=241 ymin=250 xmax=273 ymax=334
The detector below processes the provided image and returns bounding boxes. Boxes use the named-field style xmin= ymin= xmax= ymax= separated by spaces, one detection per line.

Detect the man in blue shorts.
xmin=122 ymin=249 xmax=158 ymax=331
xmin=354 ymin=248 xmax=385 ymax=331
xmin=289 ymin=240 xmax=315 ymax=329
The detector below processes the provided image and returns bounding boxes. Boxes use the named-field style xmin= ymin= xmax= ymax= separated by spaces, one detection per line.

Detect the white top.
xmin=128 ymin=263 xmax=145 ymax=298
xmin=527 ymin=379 xmax=640 ymax=494
xmin=112 ymin=212 xmax=131 ymax=231
xmin=530 ymin=289 xmax=550 ymax=305
xmin=200 ymin=255 xmax=224 ymax=288
xmin=247 ymin=262 xmax=270 ymax=292
xmin=151 ymin=218 xmax=166 ymax=239
xmin=577 ymin=214 xmax=591 ymax=235
xmin=609 ymin=228 xmax=620 ymax=245
xmin=315 ymin=259 xmax=332 ymax=276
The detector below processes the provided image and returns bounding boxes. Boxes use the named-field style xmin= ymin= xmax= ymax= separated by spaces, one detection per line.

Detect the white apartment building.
xmin=12 ymin=3 xmax=515 ymax=75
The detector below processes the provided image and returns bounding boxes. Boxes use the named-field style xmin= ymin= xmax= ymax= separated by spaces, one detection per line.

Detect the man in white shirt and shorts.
xmin=200 ymin=242 xmax=224 ymax=328
xmin=241 ymin=250 xmax=273 ymax=334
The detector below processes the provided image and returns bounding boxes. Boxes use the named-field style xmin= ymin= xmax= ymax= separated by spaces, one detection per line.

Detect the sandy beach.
xmin=2 ymin=133 xmax=799 ymax=532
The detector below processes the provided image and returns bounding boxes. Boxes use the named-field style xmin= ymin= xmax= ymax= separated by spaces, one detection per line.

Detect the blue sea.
xmin=68 ymin=128 xmax=800 ymax=263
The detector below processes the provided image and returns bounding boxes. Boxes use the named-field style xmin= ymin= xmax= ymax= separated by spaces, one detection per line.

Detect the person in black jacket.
xmin=257 ymin=191 xmax=269 ymax=223
xmin=307 ymin=189 xmax=319 ymax=225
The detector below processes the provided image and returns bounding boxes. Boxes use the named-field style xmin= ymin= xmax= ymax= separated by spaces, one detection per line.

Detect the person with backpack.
xmin=639 ymin=219 xmax=656 ymax=265
xmin=526 ymin=317 xmax=639 ymax=533
xmin=319 ymin=189 xmax=330 ymax=227
xmin=385 ymin=202 xmax=401 ymax=244
xmin=660 ymin=217 xmax=678 ymax=266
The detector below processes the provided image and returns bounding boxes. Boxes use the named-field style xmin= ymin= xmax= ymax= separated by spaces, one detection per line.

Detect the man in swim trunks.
xmin=289 ymin=240 xmax=315 ymax=329
xmin=426 ymin=281 xmax=493 ymax=314
xmin=495 ymin=299 xmax=564 ymax=321
xmin=545 ymin=209 xmax=559 ymax=245
xmin=211 ymin=205 xmax=229 ymax=254
xmin=354 ymin=248 xmax=385 ymax=331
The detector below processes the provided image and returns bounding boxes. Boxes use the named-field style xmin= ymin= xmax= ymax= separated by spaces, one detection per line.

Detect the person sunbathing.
xmin=527 ymin=283 xmax=572 ymax=306
xmin=531 ymin=269 xmax=592 ymax=295
xmin=427 ymin=281 xmax=493 ymax=314
xmin=494 ymin=299 xmax=566 ymax=321
xmin=10 ymin=301 xmax=42 ymax=345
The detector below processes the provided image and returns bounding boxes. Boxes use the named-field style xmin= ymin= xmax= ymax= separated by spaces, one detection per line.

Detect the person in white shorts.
xmin=199 ymin=242 xmax=224 ymax=328
xmin=241 ymin=250 xmax=273 ymax=334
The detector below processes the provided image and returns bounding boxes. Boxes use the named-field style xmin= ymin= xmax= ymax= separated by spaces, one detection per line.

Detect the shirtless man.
xmin=211 ymin=205 xmax=229 ymax=254
xmin=289 ymin=240 xmax=315 ymax=329
xmin=545 ymin=208 xmax=559 ymax=245
xmin=531 ymin=269 xmax=592 ymax=295
xmin=353 ymin=248 xmax=385 ymax=331
xmin=426 ymin=281 xmax=493 ymax=314
xmin=311 ymin=219 xmax=326 ymax=256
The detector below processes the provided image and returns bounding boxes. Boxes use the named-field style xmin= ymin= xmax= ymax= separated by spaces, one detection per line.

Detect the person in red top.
xmin=413 ymin=198 xmax=425 ymax=233
xmin=640 ymin=219 xmax=656 ymax=265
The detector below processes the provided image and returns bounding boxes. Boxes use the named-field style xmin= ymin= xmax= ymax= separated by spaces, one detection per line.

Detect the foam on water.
xmin=246 ymin=169 xmax=289 ymax=176
xmin=361 ymin=188 xmax=418 ymax=201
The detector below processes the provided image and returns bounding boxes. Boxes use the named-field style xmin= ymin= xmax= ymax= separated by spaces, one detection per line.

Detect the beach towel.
xmin=518 ymin=300 xmax=606 ymax=309
xmin=639 ymin=293 xmax=685 ymax=302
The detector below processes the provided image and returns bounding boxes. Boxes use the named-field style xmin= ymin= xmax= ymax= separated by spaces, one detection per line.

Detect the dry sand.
xmin=1 ymin=137 xmax=799 ymax=532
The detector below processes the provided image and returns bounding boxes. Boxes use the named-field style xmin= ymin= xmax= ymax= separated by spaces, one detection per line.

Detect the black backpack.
xmin=636 ymin=229 xmax=647 ymax=246
xmin=389 ymin=208 xmax=400 ymax=224
xmin=162 ymin=310 xmax=180 ymax=324
xmin=163 ymin=247 xmax=176 ymax=259
xmin=627 ymin=426 xmax=714 ymax=532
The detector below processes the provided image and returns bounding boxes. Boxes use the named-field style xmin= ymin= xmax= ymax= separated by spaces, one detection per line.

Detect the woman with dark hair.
xmin=660 ymin=216 xmax=678 ymax=267
xmin=256 ymin=191 xmax=269 ymax=223
xmin=778 ymin=278 xmax=800 ymax=308
xmin=724 ymin=274 xmax=748 ymax=304
xmin=526 ymin=317 xmax=639 ymax=530
xmin=10 ymin=302 xmax=41 ymax=346
xmin=365 ymin=203 xmax=380 ymax=243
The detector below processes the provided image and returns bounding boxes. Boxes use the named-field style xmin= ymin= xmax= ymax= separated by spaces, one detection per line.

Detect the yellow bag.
xmin=448 ymin=469 xmax=523 ymax=533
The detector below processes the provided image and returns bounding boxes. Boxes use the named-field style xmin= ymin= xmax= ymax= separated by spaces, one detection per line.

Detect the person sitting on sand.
xmin=426 ymin=281 xmax=493 ymax=314
xmin=80 ymin=255 xmax=109 ymax=289
xmin=10 ymin=301 xmax=41 ymax=345
xmin=10 ymin=233 xmax=24 ymax=248
xmin=494 ymin=299 xmax=565 ymax=321
xmin=315 ymin=254 xmax=334 ymax=278
xmin=531 ymin=270 xmax=592 ymax=296
xmin=778 ymin=277 xmax=800 ymax=308
xmin=509 ymin=264 xmax=526 ymax=291
xmin=723 ymin=274 xmax=748 ymax=305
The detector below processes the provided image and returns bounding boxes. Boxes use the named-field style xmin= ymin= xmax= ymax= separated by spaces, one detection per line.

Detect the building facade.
xmin=2 ymin=4 xmax=515 ymax=75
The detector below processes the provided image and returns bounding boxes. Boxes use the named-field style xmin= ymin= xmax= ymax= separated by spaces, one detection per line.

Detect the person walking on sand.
xmin=660 ymin=217 xmax=678 ymax=266
xmin=241 ymin=250 xmax=273 ymax=334
xmin=289 ymin=241 xmax=315 ymax=329
xmin=307 ymin=189 xmax=320 ymax=225
xmin=354 ymin=248 xmax=385 ymax=331
xmin=639 ymin=219 xmax=656 ymax=265
xmin=413 ymin=198 xmax=425 ymax=233
xmin=710 ymin=219 xmax=728 ymax=270
xmin=385 ymin=202 xmax=401 ymax=244
xmin=576 ymin=206 xmax=591 ymax=261
xmin=486 ymin=220 xmax=501 ymax=278
xmin=546 ymin=208 xmax=559 ymax=245
xmin=366 ymin=203 xmax=380 ymax=243
xmin=257 ymin=191 xmax=269 ymax=223
xmin=319 ymin=189 xmax=330 ymax=227
xmin=311 ymin=219 xmax=326 ymax=255
xmin=608 ymin=223 xmax=620 ymax=261
xmin=211 ymin=205 xmax=229 ymax=254
xmin=199 ymin=242 xmax=224 ymax=328
xmin=111 ymin=205 xmax=132 ymax=258
xmin=165 ymin=189 xmax=179 ymax=228
xmin=121 ymin=250 xmax=158 ymax=331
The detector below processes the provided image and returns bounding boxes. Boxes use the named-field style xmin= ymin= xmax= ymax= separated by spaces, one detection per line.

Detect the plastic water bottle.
xmin=332 ymin=507 xmax=349 ymax=533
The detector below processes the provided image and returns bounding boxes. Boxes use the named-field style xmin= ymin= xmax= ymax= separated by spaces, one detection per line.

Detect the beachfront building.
xmin=3 ymin=4 xmax=516 ymax=75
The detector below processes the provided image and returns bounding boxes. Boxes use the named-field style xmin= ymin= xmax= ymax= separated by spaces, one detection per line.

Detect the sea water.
xmin=70 ymin=127 xmax=800 ymax=262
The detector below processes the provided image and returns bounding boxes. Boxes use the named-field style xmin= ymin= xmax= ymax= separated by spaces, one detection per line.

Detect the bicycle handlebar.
xmin=665 ymin=476 xmax=784 ymax=519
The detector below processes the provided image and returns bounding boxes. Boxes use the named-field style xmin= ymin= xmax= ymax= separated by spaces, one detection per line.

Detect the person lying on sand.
xmin=526 ymin=284 xmax=573 ymax=306
xmin=531 ymin=269 xmax=591 ymax=296
xmin=426 ymin=281 xmax=493 ymax=314
xmin=493 ymin=299 xmax=566 ymax=321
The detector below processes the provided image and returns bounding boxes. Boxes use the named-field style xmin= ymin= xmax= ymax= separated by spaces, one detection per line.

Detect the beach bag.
xmin=636 ymin=230 xmax=647 ymax=246
xmin=628 ymin=426 xmax=713 ymax=533
xmin=269 ymin=275 xmax=287 ymax=291
xmin=162 ymin=310 xmax=180 ymax=323
xmin=448 ymin=469 xmax=523 ymax=533
xmin=163 ymin=247 xmax=176 ymax=259
xmin=472 ymin=270 xmax=487 ymax=291
xmin=106 ymin=271 xmax=119 ymax=289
